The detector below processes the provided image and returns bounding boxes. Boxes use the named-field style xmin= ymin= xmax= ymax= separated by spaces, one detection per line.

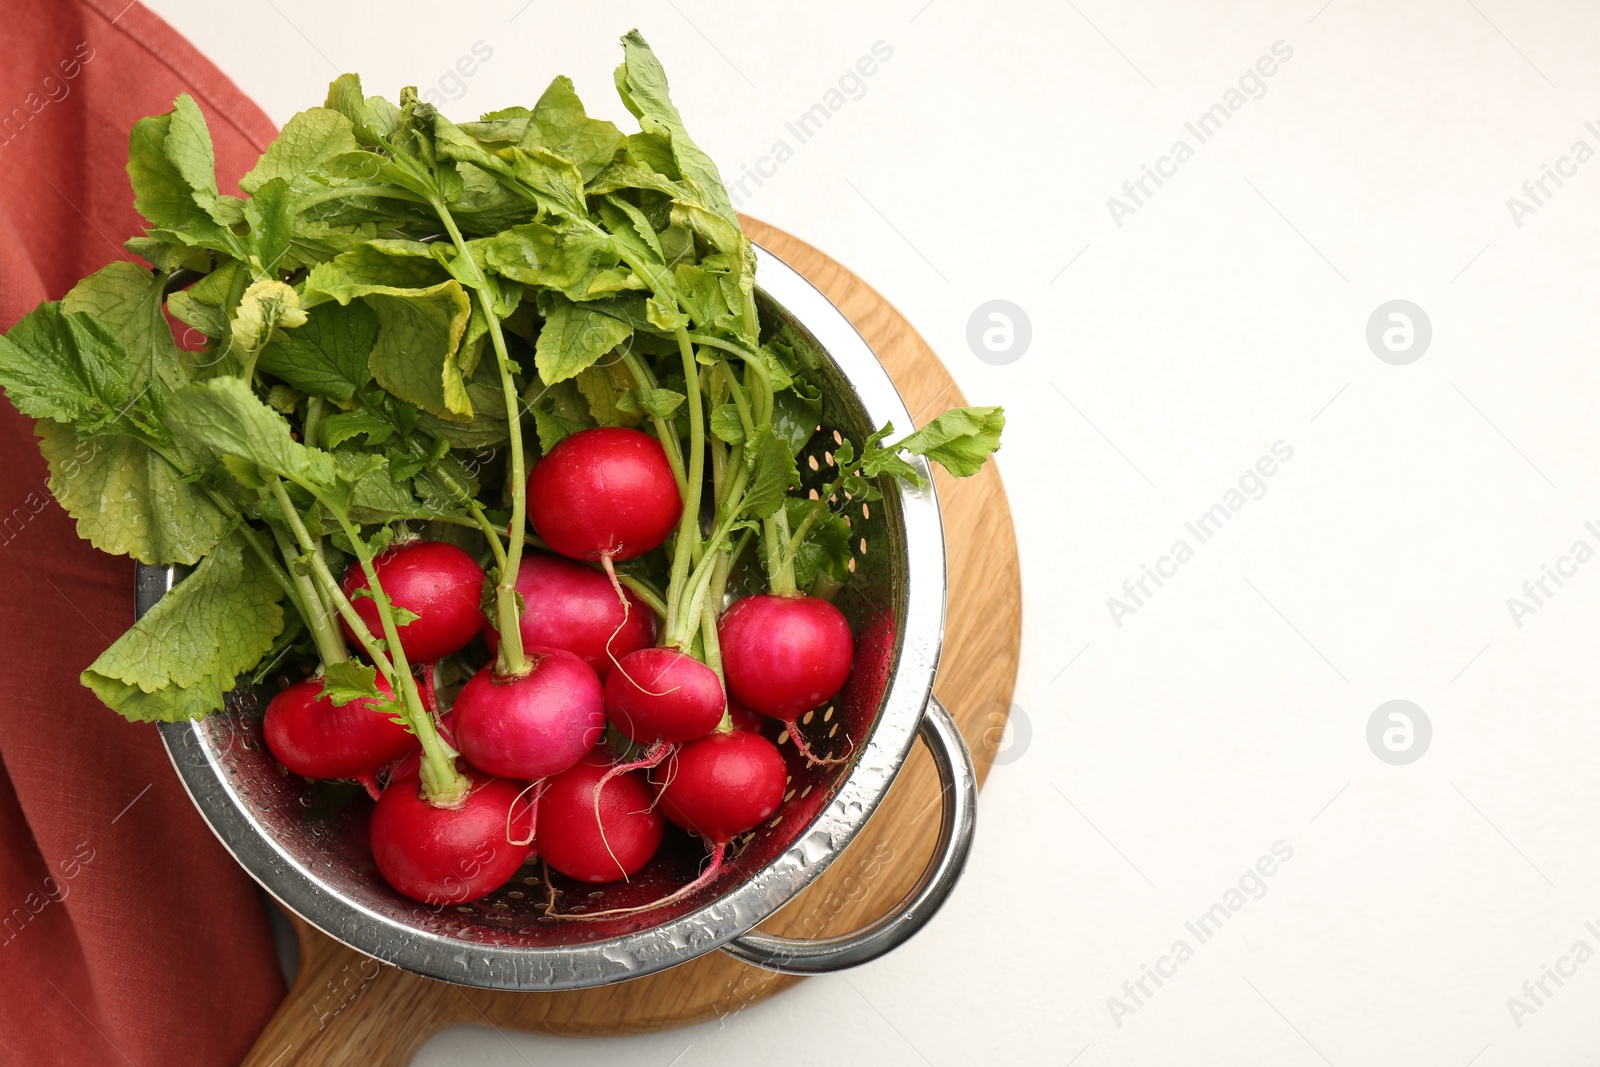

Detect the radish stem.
xmin=267 ymin=479 xmax=394 ymax=682
xmin=620 ymin=348 xmax=688 ymax=499
xmin=266 ymin=520 xmax=347 ymax=666
xmin=303 ymin=396 xmax=325 ymax=449
xmin=327 ymin=504 xmax=468 ymax=806
xmin=430 ymin=199 xmax=530 ymax=678
xmin=663 ymin=327 xmax=707 ymax=649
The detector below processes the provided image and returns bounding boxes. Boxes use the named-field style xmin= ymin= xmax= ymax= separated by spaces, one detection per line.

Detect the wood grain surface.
xmin=238 ymin=218 xmax=1022 ymax=1066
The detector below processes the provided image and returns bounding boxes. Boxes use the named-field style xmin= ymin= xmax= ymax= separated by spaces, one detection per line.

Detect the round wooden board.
xmin=239 ymin=219 xmax=1022 ymax=1066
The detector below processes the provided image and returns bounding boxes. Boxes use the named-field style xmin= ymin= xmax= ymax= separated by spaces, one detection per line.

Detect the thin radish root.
xmin=506 ymin=780 xmax=545 ymax=848
xmin=552 ymin=840 xmax=727 ymax=921
xmin=540 ymin=859 xmax=560 ymax=917
xmin=599 ymin=564 xmax=688 ymax=704
xmin=783 ymin=720 xmax=854 ymax=767
xmin=599 ymin=553 xmax=633 ymax=679
xmin=356 ymin=772 xmax=383 ymax=802
xmin=592 ymin=740 xmax=672 ymax=878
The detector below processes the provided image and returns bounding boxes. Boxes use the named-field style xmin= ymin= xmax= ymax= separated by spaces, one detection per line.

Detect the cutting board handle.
xmin=240 ymin=914 xmax=436 ymax=1067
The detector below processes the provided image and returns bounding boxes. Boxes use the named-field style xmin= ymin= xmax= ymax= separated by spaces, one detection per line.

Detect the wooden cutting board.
xmin=238 ymin=218 xmax=1022 ymax=1066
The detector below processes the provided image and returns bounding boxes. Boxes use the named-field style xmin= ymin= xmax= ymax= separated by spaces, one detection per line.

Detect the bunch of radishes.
xmin=264 ymin=423 xmax=864 ymax=909
xmin=0 ymin=31 xmax=1004 ymax=917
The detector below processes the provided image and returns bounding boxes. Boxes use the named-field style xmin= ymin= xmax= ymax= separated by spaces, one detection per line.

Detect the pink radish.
xmin=718 ymin=593 xmax=854 ymax=764
xmin=537 ymin=750 xmax=664 ymax=883
xmin=526 ymin=427 xmax=681 ymax=563
xmin=651 ymin=730 xmax=786 ymax=843
xmin=726 ymin=699 xmax=764 ymax=735
xmin=263 ymin=676 xmax=413 ymax=798
xmin=555 ymin=730 xmax=785 ymax=921
xmin=341 ymin=541 xmax=486 ymax=662
xmin=604 ymin=648 xmax=726 ymax=745
xmin=482 ymin=551 xmax=655 ymax=680
xmin=452 ymin=650 xmax=606 ymax=780
xmin=369 ymin=768 xmax=534 ymax=905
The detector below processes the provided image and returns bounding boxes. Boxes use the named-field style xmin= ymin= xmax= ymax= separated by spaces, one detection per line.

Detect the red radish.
xmin=555 ymin=732 xmax=782 ymax=921
xmin=719 ymin=594 xmax=854 ymax=717
xmin=453 ymin=650 xmax=606 ymax=780
xmin=526 ymin=427 xmax=681 ymax=563
xmin=482 ymin=552 xmax=655 ymax=680
xmin=719 ymin=594 xmax=855 ymax=766
xmin=537 ymin=750 xmax=664 ymax=883
xmin=264 ymin=676 xmax=413 ymax=798
xmin=726 ymin=699 xmax=764 ymax=734
xmin=604 ymin=648 xmax=725 ymax=744
xmin=341 ymin=541 xmax=486 ymax=662
xmin=370 ymin=769 xmax=534 ymax=905
xmin=651 ymin=730 xmax=786 ymax=843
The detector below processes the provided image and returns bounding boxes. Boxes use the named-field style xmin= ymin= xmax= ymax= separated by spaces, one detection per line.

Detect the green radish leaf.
xmin=521 ymin=76 xmax=626 ymax=181
xmin=673 ymin=263 xmax=730 ymax=331
xmin=575 ymin=362 xmax=642 ymax=427
xmin=473 ymin=219 xmax=617 ymax=297
xmin=81 ymin=534 xmax=283 ymax=694
xmin=166 ymin=376 xmax=340 ymax=491
xmin=125 ymin=236 xmax=211 ymax=273
xmin=319 ymin=408 xmax=392 ymax=449
xmin=856 ymin=422 xmax=918 ymax=485
xmin=415 ymin=450 xmax=481 ymax=510
xmin=585 ymin=159 xmax=684 ymax=199
xmin=604 ymin=194 xmax=664 ymax=262
xmin=534 ymin=297 xmax=634 ymax=384
xmin=709 ymin=403 xmax=745 ymax=445
xmin=258 ymin=301 xmax=378 ymax=403
xmin=531 ymin=403 xmax=587 ymax=453
xmin=61 ymin=262 xmax=189 ymax=394
xmin=365 ymin=283 xmax=475 ymax=419
xmin=772 ymin=384 xmax=822 ymax=457
xmin=783 ymin=497 xmax=853 ymax=593
xmin=127 ymin=94 xmax=233 ymax=249
xmin=615 ymin=31 xmax=737 ymax=225
xmin=323 ymin=73 xmax=399 ymax=147
xmin=623 ymin=131 xmax=676 ymax=178
xmin=619 ymin=387 xmax=684 ymax=420
xmin=417 ymin=376 xmax=509 ymax=449
xmin=645 ymin=297 xmax=688 ymax=333
xmin=36 ymin=419 xmax=230 ymax=565
xmin=302 ymin=255 xmax=473 ymax=420
xmin=241 ymin=177 xmax=298 ymax=273
xmin=266 ymin=385 xmax=302 ymax=413
xmin=461 ymin=105 xmax=531 ymax=144
xmin=167 ymin=259 xmax=241 ymax=340
xmin=222 ymin=453 xmax=268 ymax=489
xmin=241 ymin=107 xmax=360 ymax=194
xmin=320 ymin=659 xmax=387 ymax=707
xmin=0 ymin=304 xmax=133 ymax=428
xmin=741 ymin=425 xmax=799 ymax=520
xmin=892 ymin=406 xmax=1006 ymax=478
xmin=334 ymin=448 xmax=417 ymax=521
xmin=301 ymin=245 xmax=450 ymax=308
xmin=83 ymin=673 xmax=228 ymax=724
xmin=431 ymin=117 xmax=589 ymax=222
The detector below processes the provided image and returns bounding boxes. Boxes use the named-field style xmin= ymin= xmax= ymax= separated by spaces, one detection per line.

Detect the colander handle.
xmin=717 ymin=695 xmax=977 ymax=975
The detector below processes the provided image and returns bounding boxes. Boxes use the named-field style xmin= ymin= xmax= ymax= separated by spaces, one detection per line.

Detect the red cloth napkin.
xmin=0 ymin=2 xmax=285 ymax=1064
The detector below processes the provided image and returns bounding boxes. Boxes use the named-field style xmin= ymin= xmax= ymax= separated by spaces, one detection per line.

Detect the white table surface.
xmin=141 ymin=1 xmax=1600 ymax=1063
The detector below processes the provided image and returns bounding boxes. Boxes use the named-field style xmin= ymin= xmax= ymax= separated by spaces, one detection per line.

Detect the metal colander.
xmin=139 ymin=242 xmax=975 ymax=990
